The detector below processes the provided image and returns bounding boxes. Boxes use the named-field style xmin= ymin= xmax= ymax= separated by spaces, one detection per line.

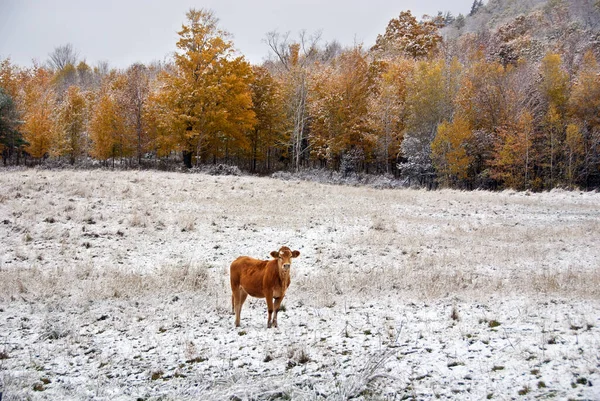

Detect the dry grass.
xmin=1 ymin=170 xmax=599 ymax=400
xmin=0 ymin=169 xmax=599 ymax=304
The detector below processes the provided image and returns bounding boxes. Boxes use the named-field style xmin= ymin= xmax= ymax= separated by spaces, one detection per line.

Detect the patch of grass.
xmin=537 ymin=381 xmax=546 ymax=388
xmin=491 ymin=365 xmax=505 ymax=372
xmin=447 ymin=361 xmax=464 ymax=368
xmin=530 ymin=368 xmax=540 ymax=375
xmin=151 ymin=370 xmax=163 ymax=380
xmin=238 ymin=330 xmax=247 ymax=336
xmin=287 ymin=346 xmax=310 ymax=369
xmin=517 ymin=386 xmax=530 ymax=396
xmin=488 ymin=320 xmax=501 ymax=328
xmin=186 ymin=356 xmax=207 ymax=364
xmin=297 ymin=349 xmax=310 ymax=364
xmin=451 ymin=306 xmax=460 ymax=321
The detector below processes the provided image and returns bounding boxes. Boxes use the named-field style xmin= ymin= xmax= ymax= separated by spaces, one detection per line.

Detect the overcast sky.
xmin=1 ymin=0 xmax=474 ymax=69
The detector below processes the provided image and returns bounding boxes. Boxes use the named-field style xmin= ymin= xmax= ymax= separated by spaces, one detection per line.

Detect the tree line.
xmin=1 ymin=6 xmax=600 ymax=190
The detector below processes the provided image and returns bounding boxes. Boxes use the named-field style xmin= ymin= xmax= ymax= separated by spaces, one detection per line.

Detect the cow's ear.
xmin=270 ymin=251 xmax=279 ymax=259
xmin=292 ymin=250 xmax=300 ymax=258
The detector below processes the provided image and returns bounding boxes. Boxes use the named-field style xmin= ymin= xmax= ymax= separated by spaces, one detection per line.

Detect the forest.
xmin=1 ymin=0 xmax=600 ymax=190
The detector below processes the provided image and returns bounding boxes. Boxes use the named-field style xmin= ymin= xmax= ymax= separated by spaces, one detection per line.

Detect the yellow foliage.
xmin=569 ymin=51 xmax=600 ymax=130
xmin=309 ymin=47 xmax=372 ymax=165
xmin=455 ymin=56 xmax=511 ymax=131
xmin=89 ymin=92 xmax=124 ymax=161
xmin=248 ymin=66 xmax=286 ymax=170
xmin=153 ymin=8 xmax=256 ymax=165
xmin=540 ymin=53 xmax=569 ymax=112
xmin=20 ymin=67 xmax=56 ymax=159
xmin=368 ymin=58 xmax=414 ymax=171
xmin=565 ymin=123 xmax=584 ymax=186
xmin=54 ymin=85 xmax=87 ymax=162
xmin=431 ymin=116 xmax=473 ymax=185
xmin=491 ymin=112 xmax=534 ymax=189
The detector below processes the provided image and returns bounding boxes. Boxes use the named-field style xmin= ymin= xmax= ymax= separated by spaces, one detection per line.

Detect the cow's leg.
xmin=272 ymin=296 xmax=284 ymax=328
xmin=231 ymin=286 xmax=240 ymax=326
xmin=234 ymin=288 xmax=248 ymax=327
xmin=265 ymin=290 xmax=274 ymax=328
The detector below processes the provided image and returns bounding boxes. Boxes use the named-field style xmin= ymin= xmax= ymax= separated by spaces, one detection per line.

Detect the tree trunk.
xmin=182 ymin=151 xmax=193 ymax=168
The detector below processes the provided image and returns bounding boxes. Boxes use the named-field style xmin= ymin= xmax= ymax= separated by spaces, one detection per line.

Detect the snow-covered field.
xmin=1 ymin=169 xmax=599 ymax=400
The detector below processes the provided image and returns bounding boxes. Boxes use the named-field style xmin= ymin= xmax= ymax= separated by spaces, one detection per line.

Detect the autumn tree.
xmin=431 ymin=116 xmax=474 ymax=187
xmin=120 ymin=63 xmax=150 ymax=165
xmin=399 ymin=58 xmax=460 ymax=186
xmin=76 ymin=61 xmax=95 ymax=90
xmin=455 ymin=55 xmax=513 ymax=132
xmin=144 ymin=75 xmax=179 ymax=159
xmin=266 ymin=30 xmax=321 ymax=171
xmin=0 ymin=58 xmax=21 ymax=100
xmin=368 ymin=59 xmax=413 ymax=174
xmin=54 ymin=85 xmax=87 ymax=164
xmin=20 ymin=66 xmax=56 ymax=161
xmin=538 ymin=53 xmax=570 ymax=186
xmin=87 ymin=70 xmax=139 ymax=166
xmin=564 ymin=123 xmax=585 ymax=187
xmin=491 ymin=112 xmax=534 ymax=190
xmin=568 ymin=51 xmax=600 ymax=187
xmin=452 ymin=54 xmax=533 ymax=187
xmin=248 ymin=66 xmax=286 ymax=172
xmin=156 ymin=9 xmax=256 ymax=168
xmin=371 ymin=11 xmax=442 ymax=59
xmin=88 ymin=89 xmax=125 ymax=165
xmin=309 ymin=47 xmax=373 ymax=173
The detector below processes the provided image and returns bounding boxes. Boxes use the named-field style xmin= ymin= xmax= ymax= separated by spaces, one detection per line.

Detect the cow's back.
xmin=230 ymin=256 xmax=269 ymax=298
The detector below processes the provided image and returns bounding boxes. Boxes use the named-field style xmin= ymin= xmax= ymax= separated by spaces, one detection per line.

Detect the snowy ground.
xmin=0 ymin=169 xmax=599 ymax=400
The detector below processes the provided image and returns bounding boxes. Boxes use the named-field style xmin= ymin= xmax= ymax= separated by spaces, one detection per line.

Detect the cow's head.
xmin=270 ymin=246 xmax=300 ymax=270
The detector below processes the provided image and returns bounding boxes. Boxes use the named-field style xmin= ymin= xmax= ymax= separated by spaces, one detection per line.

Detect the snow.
xmin=0 ymin=169 xmax=599 ymax=399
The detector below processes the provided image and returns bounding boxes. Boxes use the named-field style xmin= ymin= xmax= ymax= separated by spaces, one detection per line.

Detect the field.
xmin=1 ymin=169 xmax=599 ymax=400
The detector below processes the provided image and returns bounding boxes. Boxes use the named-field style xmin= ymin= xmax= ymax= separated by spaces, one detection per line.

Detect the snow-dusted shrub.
xmin=193 ymin=164 xmax=242 ymax=176
xmin=271 ymin=168 xmax=408 ymax=189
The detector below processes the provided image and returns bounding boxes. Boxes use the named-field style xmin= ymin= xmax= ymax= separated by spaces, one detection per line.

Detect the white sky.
xmin=0 ymin=0 xmax=475 ymax=69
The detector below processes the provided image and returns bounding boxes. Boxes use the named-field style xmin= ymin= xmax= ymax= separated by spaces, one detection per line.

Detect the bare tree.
xmin=48 ymin=44 xmax=79 ymax=71
xmin=265 ymin=30 xmax=321 ymax=172
xmin=124 ymin=63 xmax=150 ymax=165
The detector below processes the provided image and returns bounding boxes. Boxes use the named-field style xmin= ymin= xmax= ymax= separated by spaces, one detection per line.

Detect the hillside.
xmin=443 ymin=0 xmax=600 ymax=67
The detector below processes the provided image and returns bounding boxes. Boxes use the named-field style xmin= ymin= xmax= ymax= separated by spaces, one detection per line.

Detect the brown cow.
xmin=230 ymin=246 xmax=300 ymax=328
